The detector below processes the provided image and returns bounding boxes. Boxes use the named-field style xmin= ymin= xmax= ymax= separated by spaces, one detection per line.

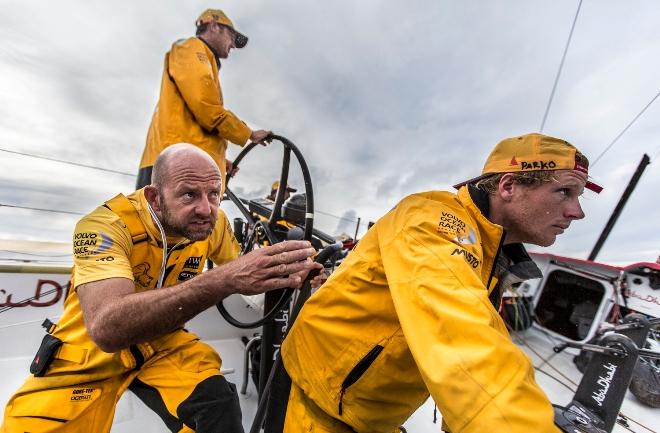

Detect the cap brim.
xmin=286 ymin=187 xmax=297 ymax=192
xmin=454 ymin=174 xmax=603 ymax=194
xmin=452 ymin=174 xmax=488 ymax=190
xmin=234 ymin=32 xmax=248 ymax=48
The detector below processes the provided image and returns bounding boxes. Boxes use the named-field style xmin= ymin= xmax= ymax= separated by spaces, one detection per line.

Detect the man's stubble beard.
xmin=159 ymin=199 xmax=215 ymax=242
xmin=503 ymin=207 xmax=556 ymax=247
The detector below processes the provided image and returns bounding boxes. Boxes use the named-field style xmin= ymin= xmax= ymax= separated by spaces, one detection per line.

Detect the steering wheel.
xmin=215 ymin=135 xmax=315 ymax=329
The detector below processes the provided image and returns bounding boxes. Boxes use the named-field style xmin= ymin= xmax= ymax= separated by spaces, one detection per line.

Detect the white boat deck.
xmin=1 ymin=324 xmax=656 ymax=432
xmin=0 ymin=253 xmax=656 ymax=432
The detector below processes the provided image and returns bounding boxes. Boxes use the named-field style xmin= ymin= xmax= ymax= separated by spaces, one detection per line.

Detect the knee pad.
xmin=177 ymin=375 xmax=244 ymax=433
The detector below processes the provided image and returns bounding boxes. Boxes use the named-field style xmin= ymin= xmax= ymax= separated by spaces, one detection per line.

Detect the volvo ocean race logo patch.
xmin=437 ymin=212 xmax=477 ymax=246
xmin=73 ymin=231 xmax=113 ymax=257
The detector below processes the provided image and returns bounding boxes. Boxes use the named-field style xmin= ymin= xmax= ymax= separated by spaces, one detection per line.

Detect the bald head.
xmin=151 ymin=143 xmax=221 ymax=190
xmin=145 ymin=144 xmax=223 ymax=241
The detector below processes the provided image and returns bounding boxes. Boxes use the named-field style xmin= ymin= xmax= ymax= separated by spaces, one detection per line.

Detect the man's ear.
xmin=497 ymin=174 xmax=516 ymax=202
xmin=144 ymin=186 xmax=161 ymax=212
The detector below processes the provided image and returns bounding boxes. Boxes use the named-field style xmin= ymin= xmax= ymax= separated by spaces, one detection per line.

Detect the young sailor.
xmin=280 ymin=133 xmax=602 ymax=433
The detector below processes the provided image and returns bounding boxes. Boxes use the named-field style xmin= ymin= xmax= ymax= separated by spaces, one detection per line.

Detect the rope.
xmin=592 ymin=90 xmax=660 ymax=166
xmin=539 ymin=0 xmax=583 ymax=132
xmin=0 ymin=203 xmax=84 ymax=216
xmin=0 ymin=148 xmax=135 ymax=176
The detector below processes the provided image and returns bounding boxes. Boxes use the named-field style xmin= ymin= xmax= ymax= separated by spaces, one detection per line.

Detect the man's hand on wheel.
xmin=225 ymin=159 xmax=239 ymax=178
xmin=250 ymin=129 xmax=272 ymax=145
xmin=214 ymin=241 xmax=322 ymax=296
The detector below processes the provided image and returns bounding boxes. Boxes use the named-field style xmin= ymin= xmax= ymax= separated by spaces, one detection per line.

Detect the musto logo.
xmin=451 ymin=248 xmax=481 ymax=268
xmin=591 ymin=362 xmax=617 ymax=407
xmin=74 ymin=231 xmax=113 ymax=257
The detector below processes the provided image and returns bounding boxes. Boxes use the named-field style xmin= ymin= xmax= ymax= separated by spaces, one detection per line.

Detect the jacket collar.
xmin=458 ymin=185 xmax=542 ymax=282
xmin=198 ymin=36 xmax=222 ymax=68
xmin=467 ymin=184 xmax=490 ymax=218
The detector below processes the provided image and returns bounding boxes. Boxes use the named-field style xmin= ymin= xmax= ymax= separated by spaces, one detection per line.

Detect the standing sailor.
xmin=137 ymin=9 xmax=271 ymax=189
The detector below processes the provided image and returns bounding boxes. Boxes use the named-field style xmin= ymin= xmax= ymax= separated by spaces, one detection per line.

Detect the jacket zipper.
xmin=158 ymin=241 xmax=188 ymax=288
xmin=338 ymin=344 xmax=384 ymax=415
xmin=486 ymin=231 xmax=506 ymax=309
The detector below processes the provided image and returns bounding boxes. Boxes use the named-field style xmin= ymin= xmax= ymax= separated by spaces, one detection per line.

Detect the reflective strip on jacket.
xmin=14 ymin=189 xmax=239 ymax=393
xmin=139 ymin=37 xmax=252 ymax=182
xmin=281 ymin=186 xmax=559 ymax=433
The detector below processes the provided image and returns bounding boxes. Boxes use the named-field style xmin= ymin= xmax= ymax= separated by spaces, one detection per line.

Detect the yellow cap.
xmin=454 ymin=133 xmax=602 ymax=193
xmin=271 ymin=181 xmax=297 ymax=192
xmin=196 ymin=9 xmax=248 ymax=48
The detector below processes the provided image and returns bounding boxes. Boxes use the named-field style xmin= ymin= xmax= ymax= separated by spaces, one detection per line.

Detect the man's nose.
xmin=566 ymin=198 xmax=585 ymax=220
xmin=195 ymin=196 xmax=213 ymax=216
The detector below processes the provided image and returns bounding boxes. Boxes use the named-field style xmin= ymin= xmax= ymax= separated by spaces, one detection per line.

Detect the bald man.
xmin=1 ymin=144 xmax=320 ymax=433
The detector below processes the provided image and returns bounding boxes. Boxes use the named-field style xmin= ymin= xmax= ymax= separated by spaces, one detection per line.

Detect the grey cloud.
xmin=0 ymin=0 xmax=659 ymax=264
xmin=333 ymin=209 xmax=359 ymax=236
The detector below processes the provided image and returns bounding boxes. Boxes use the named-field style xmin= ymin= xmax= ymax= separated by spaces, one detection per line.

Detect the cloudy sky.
xmin=0 ymin=0 xmax=658 ymax=265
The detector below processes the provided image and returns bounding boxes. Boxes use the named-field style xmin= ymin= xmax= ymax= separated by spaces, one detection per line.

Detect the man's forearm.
xmin=82 ymin=240 xmax=319 ymax=352
xmin=88 ymin=268 xmax=232 ymax=352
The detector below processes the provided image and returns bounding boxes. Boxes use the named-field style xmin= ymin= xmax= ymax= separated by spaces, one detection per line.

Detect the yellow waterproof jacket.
xmin=140 ymin=37 xmax=252 ymax=182
xmin=281 ymin=187 xmax=559 ymax=433
xmin=17 ymin=189 xmax=239 ymax=393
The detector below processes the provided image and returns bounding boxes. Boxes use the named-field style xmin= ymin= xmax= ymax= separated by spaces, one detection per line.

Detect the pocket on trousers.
xmin=7 ymin=385 xmax=102 ymax=423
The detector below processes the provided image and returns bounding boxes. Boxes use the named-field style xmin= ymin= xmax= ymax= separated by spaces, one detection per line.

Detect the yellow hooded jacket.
xmin=281 ymin=186 xmax=560 ymax=433
xmin=139 ymin=37 xmax=252 ymax=182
